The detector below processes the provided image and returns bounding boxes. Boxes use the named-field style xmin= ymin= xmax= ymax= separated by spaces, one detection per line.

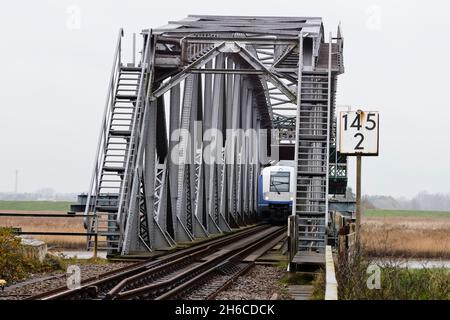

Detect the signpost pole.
xmin=355 ymin=155 xmax=362 ymax=247
xmin=339 ymin=110 xmax=378 ymax=250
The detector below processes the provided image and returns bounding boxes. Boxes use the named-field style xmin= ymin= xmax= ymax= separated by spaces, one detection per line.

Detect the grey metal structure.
xmin=294 ymin=30 xmax=344 ymax=255
xmin=83 ymin=15 xmax=345 ymax=256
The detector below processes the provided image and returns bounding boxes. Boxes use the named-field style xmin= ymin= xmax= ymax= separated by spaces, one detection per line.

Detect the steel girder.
xmin=151 ymin=42 xmax=275 ymax=246
xmin=121 ymin=44 xmax=271 ymax=252
xmin=85 ymin=16 xmax=344 ymax=255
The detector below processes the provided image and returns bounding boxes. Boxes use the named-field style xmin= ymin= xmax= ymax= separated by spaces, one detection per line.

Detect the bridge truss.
xmin=83 ymin=15 xmax=346 ymax=256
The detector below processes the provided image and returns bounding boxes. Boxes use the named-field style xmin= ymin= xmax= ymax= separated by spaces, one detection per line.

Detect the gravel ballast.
xmin=0 ymin=261 xmax=133 ymax=300
xmin=214 ymin=265 xmax=290 ymax=300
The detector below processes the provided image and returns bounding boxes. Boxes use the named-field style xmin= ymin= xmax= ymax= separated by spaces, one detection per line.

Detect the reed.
xmin=361 ymin=216 xmax=450 ymax=259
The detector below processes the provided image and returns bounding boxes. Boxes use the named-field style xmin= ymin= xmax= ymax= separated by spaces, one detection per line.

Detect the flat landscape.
xmin=0 ymin=200 xmax=84 ymax=249
xmin=362 ymin=209 xmax=450 ymax=259
xmin=1 ymin=202 xmax=449 ymax=258
xmin=364 ymin=209 xmax=450 ymax=219
xmin=0 ymin=201 xmax=72 ymax=211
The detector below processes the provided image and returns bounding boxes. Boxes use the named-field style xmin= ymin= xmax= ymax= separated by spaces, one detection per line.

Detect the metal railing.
xmin=84 ymin=28 xmax=124 ymax=244
xmin=4 ymin=213 xmax=100 ymax=258
xmin=181 ymin=34 xmax=218 ymax=63
xmin=116 ymin=30 xmax=152 ymax=236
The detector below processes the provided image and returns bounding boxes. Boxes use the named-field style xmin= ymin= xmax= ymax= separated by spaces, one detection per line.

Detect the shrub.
xmin=0 ymin=228 xmax=66 ymax=283
xmin=0 ymin=228 xmax=29 ymax=281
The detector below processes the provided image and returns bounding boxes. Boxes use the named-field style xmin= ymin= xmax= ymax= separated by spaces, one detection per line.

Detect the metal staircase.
xmin=84 ymin=30 xmax=149 ymax=253
xmin=295 ymin=70 xmax=330 ymax=253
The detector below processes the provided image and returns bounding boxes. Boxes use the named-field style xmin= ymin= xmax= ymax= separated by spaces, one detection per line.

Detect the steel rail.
xmin=113 ymin=226 xmax=286 ymax=300
xmin=155 ymin=229 xmax=286 ymax=300
xmin=201 ymin=231 xmax=287 ymax=300
xmin=105 ymin=225 xmax=271 ymax=297
xmin=30 ymin=225 xmax=267 ymax=300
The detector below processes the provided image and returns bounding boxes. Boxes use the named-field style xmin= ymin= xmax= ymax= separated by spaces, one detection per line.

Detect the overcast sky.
xmin=0 ymin=0 xmax=449 ymax=198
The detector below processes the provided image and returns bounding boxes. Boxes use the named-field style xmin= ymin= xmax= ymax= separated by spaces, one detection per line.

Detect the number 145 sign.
xmin=339 ymin=111 xmax=379 ymax=155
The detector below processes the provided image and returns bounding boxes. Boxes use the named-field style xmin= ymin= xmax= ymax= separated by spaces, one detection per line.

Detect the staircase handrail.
xmin=83 ymin=29 xmax=124 ymax=225
xmin=116 ymin=30 xmax=152 ymax=232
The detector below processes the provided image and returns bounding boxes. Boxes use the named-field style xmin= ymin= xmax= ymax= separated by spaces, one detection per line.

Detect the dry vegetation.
xmin=0 ymin=228 xmax=67 ymax=282
xmin=1 ymin=204 xmax=450 ymax=257
xmin=337 ymin=247 xmax=449 ymax=300
xmin=361 ymin=216 xmax=450 ymax=259
xmin=0 ymin=211 xmax=85 ymax=249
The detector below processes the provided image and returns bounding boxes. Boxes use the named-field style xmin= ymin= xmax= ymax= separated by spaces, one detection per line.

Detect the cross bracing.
xmin=83 ymin=15 xmax=346 ymax=256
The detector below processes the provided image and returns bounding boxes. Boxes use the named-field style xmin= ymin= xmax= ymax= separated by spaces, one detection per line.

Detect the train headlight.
xmin=264 ymin=196 xmax=269 ymax=201
xmin=290 ymin=197 xmax=294 ymax=201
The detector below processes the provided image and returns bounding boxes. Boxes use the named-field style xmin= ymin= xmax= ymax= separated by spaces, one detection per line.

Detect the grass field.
xmin=364 ymin=209 xmax=450 ymax=219
xmin=0 ymin=200 xmax=72 ymax=211
xmin=0 ymin=200 xmax=83 ymax=249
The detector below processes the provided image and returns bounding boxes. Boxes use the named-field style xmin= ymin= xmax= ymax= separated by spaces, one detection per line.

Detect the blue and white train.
xmin=257 ymin=161 xmax=295 ymax=224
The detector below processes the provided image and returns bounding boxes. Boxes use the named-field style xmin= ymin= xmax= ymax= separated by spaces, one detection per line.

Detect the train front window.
xmin=270 ymin=172 xmax=290 ymax=193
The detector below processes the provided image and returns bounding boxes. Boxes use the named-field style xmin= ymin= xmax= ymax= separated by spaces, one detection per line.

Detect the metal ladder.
xmin=295 ymin=71 xmax=330 ymax=253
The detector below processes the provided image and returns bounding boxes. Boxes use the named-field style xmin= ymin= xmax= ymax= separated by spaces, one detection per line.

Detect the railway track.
xmin=30 ymin=225 xmax=286 ymax=300
xmin=160 ymin=230 xmax=287 ymax=300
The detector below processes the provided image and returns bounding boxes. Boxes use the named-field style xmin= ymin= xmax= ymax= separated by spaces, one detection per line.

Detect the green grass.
xmin=339 ymin=264 xmax=450 ymax=300
xmin=364 ymin=209 xmax=450 ymax=219
xmin=0 ymin=200 xmax=72 ymax=211
xmin=280 ymin=272 xmax=315 ymax=285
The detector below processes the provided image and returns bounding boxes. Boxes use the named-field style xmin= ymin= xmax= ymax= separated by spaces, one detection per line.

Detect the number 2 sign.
xmin=339 ymin=111 xmax=379 ymax=155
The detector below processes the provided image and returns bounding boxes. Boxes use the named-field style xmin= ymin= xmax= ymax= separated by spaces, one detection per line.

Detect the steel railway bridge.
xmin=81 ymin=15 xmax=347 ymax=265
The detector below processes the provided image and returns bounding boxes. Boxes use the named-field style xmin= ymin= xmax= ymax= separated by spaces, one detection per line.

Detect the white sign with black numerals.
xmin=339 ymin=111 xmax=379 ymax=155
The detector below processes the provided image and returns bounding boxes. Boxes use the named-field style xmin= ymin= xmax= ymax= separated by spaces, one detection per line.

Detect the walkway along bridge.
xmin=81 ymin=15 xmax=347 ymax=265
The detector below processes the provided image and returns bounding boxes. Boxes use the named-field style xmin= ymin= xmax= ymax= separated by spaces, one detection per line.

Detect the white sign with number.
xmin=339 ymin=111 xmax=379 ymax=155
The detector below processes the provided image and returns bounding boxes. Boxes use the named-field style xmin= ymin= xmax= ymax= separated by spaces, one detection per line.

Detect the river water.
xmin=374 ymin=259 xmax=450 ymax=269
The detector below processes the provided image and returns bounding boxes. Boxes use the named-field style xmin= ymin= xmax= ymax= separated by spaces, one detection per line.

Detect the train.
xmin=257 ymin=161 xmax=295 ymax=224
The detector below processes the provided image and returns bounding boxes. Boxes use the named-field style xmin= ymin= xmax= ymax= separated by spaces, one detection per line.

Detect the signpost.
xmin=339 ymin=110 xmax=379 ymax=245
